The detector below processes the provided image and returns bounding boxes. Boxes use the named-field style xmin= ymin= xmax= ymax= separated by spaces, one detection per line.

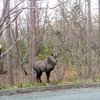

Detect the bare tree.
xmin=0 ymin=0 xmax=9 ymax=36
xmin=99 ymin=0 xmax=100 ymax=56
xmin=6 ymin=0 xmax=14 ymax=86
xmin=0 ymin=0 xmax=100 ymax=86
xmin=0 ymin=45 xmax=3 ymax=74
xmin=29 ymin=0 xmax=37 ymax=82
xmin=86 ymin=0 xmax=92 ymax=78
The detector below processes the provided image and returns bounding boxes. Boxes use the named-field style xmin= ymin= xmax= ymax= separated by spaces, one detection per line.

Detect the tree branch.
xmin=0 ymin=10 xmax=22 ymax=36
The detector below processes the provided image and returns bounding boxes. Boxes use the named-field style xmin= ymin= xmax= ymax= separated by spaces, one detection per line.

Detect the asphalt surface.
xmin=0 ymin=87 xmax=100 ymax=100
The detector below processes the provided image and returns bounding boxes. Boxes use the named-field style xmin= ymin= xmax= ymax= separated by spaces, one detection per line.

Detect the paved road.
xmin=0 ymin=87 xmax=100 ymax=100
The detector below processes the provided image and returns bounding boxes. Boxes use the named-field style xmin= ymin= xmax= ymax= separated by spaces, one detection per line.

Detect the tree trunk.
xmin=14 ymin=3 xmax=19 ymax=68
xmin=98 ymin=0 xmax=100 ymax=71
xmin=6 ymin=0 xmax=14 ymax=86
xmin=29 ymin=0 xmax=36 ymax=82
xmin=86 ymin=0 xmax=92 ymax=78
xmin=0 ymin=0 xmax=9 ymax=36
xmin=0 ymin=45 xmax=3 ymax=74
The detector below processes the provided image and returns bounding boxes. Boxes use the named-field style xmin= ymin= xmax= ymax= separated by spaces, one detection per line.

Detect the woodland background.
xmin=0 ymin=0 xmax=100 ymax=87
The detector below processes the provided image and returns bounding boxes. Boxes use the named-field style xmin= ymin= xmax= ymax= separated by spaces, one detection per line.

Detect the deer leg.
xmin=36 ymin=71 xmax=42 ymax=83
xmin=39 ymin=71 xmax=42 ymax=83
xmin=36 ymin=73 xmax=39 ymax=83
xmin=46 ymin=71 xmax=50 ymax=83
xmin=34 ymin=67 xmax=40 ymax=83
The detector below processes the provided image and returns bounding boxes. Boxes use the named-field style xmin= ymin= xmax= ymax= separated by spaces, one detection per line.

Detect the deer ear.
xmin=51 ymin=54 xmax=53 ymax=56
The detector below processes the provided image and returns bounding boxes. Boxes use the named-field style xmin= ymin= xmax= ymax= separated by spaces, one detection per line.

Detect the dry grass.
xmin=0 ymin=63 xmax=100 ymax=87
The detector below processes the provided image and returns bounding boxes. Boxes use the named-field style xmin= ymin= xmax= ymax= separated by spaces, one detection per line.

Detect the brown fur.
xmin=34 ymin=53 xmax=59 ymax=83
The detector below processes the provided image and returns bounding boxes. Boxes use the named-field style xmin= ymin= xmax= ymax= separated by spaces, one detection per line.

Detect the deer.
xmin=34 ymin=53 xmax=59 ymax=83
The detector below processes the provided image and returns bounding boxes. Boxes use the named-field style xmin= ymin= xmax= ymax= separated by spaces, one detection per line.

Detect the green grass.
xmin=17 ymin=82 xmax=47 ymax=88
xmin=0 ymin=85 xmax=10 ymax=90
xmin=33 ymin=82 xmax=47 ymax=86
xmin=0 ymin=82 xmax=47 ymax=90
xmin=0 ymin=77 xmax=100 ymax=90
xmin=22 ymin=82 xmax=33 ymax=87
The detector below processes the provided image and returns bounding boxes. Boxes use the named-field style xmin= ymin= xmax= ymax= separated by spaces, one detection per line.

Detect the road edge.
xmin=0 ymin=82 xmax=100 ymax=96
